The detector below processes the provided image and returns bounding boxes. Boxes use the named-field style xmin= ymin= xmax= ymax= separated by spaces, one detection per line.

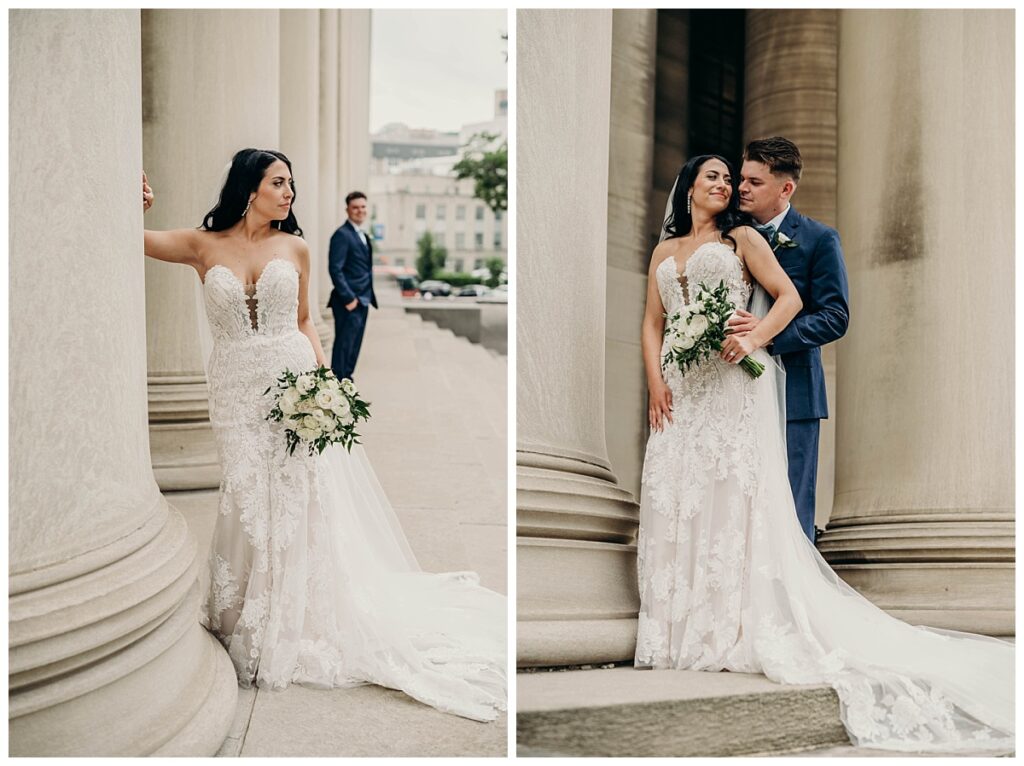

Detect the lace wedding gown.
xmin=635 ymin=242 xmax=1013 ymax=752
xmin=197 ymin=257 xmax=506 ymax=722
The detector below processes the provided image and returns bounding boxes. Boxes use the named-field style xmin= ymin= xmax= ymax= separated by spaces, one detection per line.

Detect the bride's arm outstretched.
xmin=141 ymin=171 xmax=202 ymax=269
xmin=642 ymin=243 xmax=674 ymax=432
xmin=721 ymin=226 xmax=802 ymax=363
xmin=293 ymin=239 xmax=329 ymax=368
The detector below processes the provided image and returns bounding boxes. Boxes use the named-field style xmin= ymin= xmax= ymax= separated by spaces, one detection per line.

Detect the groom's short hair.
xmin=345 ymin=191 xmax=367 ymax=205
xmin=743 ymin=137 xmax=802 ymax=183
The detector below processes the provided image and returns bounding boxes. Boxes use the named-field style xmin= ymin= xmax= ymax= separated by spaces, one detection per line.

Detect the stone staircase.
xmin=517 ymin=666 xmax=1013 ymax=757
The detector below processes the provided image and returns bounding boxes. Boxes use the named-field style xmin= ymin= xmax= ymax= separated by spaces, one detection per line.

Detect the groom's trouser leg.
xmin=786 ymin=418 xmax=820 ymax=543
xmin=330 ymin=303 xmax=368 ymax=381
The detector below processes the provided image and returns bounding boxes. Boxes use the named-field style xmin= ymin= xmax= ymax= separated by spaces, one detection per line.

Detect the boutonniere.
xmin=772 ymin=232 xmax=798 ymax=252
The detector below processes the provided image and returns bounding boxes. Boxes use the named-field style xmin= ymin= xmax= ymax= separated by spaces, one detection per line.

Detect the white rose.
xmin=296 ymin=427 xmax=317 ymax=441
xmin=296 ymin=398 xmax=313 ymax=414
xmin=688 ymin=314 xmax=709 ymax=338
xmin=283 ymin=387 xmax=300 ymax=405
xmin=673 ymin=335 xmax=696 ymax=352
xmin=280 ymin=396 xmax=297 ymax=415
xmin=776 ymin=232 xmax=791 ymax=245
xmin=296 ymin=374 xmax=315 ymax=394
xmin=315 ymin=389 xmax=338 ymax=409
xmin=326 ymin=377 xmax=342 ymax=392
xmin=302 ymin=415 xmax=319 ymax=430
xmin=341 ymin=379 xmax=356 ymax=396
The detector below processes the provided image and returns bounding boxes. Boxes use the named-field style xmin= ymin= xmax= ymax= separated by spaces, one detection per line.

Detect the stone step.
xmin=516 ymin=666 xmax=850 ymax=757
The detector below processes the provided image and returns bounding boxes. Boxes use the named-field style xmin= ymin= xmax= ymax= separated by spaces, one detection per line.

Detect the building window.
xmin=455 ymin=232 xmax=466 ymax=250
xmin=436 ymin=204 xmax=445 ymax=220
xmin=494 ymin=209 xmax=502 ymax=221
xmin=456 ymin=205 xmax=466 ymax=220
xmin=475 ymin=206 xmax=485 ymax=221
xmin=474 ymin=232 xmax=484 ymax=251
xmin=474 ymin=258 xmax=484 ymax=270
xmin=415 ymin=204 xmax=426 ymax=219
xmin=395 ymin=257 xmax=406 ymax=267
xmin=454 ymin=258 xmax=465 ymax=273
xmin=436 ymin=232 xmax=445 ymax=247
xmin=494 ymin=231 xmax=502 ymax=248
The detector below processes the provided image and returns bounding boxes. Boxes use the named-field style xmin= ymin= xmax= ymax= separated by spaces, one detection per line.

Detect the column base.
xmin=819 ymin=517 xmax=1014 ymax=635
xmin=148 ymin=375 xmax=220 ymax=491
xmin=518 ymin=450 xmax=640 ymax=667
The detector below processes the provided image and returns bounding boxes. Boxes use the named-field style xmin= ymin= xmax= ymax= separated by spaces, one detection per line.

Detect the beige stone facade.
xmin=517 ymin=8 xmax=1015 ymax=669
xmin=10 ymin=9 xmax=371 ymax=754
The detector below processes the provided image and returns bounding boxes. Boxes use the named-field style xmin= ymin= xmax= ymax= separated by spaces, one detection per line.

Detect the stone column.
xmin=10 ymin=10 xmax=236 ymax=754
xmin=318 ymin=10 xmax=340 ymax=340
xmin=744 ymin=9 xmax=840 ymax=528
xmin=337 ymin=10 xmax=372 ymax=214
xmin=819 ymin=9 xmax=1014 ymax=635
xmin=605 ymin=9 xmax=657 ymax=499
xmin=518 ymin=9 xmax=640 ymax=667
xmin=143 ymin=9 xmax=281 ymax=490
xmin=280 ymin=10 xmax=325 ymax=339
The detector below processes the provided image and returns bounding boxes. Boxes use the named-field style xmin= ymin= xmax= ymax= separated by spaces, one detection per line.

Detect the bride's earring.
xmin=243 ymin=198 xmax=252 ymax=217
xmin=686 ymin=194 xmax=692 ymax=215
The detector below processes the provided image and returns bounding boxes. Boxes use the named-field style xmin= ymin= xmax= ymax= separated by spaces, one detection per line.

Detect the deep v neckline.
xmin=203 ymin=257 xmax=291 ymax=289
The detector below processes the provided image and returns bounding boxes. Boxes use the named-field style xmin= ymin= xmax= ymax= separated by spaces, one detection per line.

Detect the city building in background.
xmin=369 ymin=89 xmax=508 ymax=276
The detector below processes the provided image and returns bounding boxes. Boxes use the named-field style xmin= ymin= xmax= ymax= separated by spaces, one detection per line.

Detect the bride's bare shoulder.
xmin=650 ymin=237 xmax=683 ymax=270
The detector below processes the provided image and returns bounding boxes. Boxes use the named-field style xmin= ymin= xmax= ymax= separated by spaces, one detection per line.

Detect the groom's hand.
xmin=726 ymin=309 xmax=759 ymax=335
xmin=345 ymin=298 xmax=359 ymax=311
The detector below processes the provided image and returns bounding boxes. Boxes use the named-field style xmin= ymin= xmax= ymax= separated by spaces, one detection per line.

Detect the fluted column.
xmin=605 ymin=9 xmax=657 ymax=499
xmin=819 ymin=9 xmax=1014 ymax=634
xmin=318 ymin=10 xmax=340 ymax=339
xmin=518 ymin=9 xmax=640 ymax=667
xmin=280 ymin=10 xmax=325 ymax=339
xmin=337 ymin=10 xmax=372 ymax=217
xmin=143 ymin=9 xmax=281 ymax=490
xmin=10 ymin=10 xmax=236 ymax=754
xmin=744 ymin=9 xmax=839 ymax=528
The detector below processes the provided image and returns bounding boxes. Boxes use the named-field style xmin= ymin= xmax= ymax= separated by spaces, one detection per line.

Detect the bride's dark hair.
xmin=663 ymin=153 xmax=753 ymax=249
xmin=201 ymin=148 xmax=303 ymax=236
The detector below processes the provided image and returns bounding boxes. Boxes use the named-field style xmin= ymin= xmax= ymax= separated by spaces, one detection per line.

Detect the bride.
xmin=141 ymin=148 xmax=506 ymax=723
xmin=636 ymin=154 xmax=1013 ymax=752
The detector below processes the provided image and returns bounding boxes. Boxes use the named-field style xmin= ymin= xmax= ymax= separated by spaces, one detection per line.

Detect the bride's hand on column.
xmin=142 ymin=171 xmax=154 ymax=212
xmin=648 ymin=381 xmax=674 ymax=432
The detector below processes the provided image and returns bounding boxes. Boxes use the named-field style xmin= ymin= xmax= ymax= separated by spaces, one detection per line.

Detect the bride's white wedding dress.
xmin=636 ymin=242 xmax=1013 ymax=752
xmin=197 ymin=257 xmax=506 ymax=722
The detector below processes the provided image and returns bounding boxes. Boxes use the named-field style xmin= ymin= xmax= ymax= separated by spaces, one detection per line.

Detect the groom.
xmin=327 ymin=191 xmax=378 ymax=382
xmin=731 ymin=137 xmax=850 ymax=543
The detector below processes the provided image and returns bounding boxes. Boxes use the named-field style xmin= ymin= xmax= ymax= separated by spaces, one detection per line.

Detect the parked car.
xmin=419 ymin=280 xmax=452 ymax=297
xmin=458 ymin=284 xmax=491 ymax=297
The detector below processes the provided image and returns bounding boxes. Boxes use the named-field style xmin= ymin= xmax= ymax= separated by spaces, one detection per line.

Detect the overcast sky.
xmin=369 ymin=10 xmax=508 ymax=134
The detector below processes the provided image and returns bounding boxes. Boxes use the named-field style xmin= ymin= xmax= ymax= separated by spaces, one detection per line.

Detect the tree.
xmin=415 ymin=231 xmax=447 ymax=281
xmin=453 ymin=132 xmax=507 ymax=215
xmin=485 ymin=256 xmax=505 ymax=289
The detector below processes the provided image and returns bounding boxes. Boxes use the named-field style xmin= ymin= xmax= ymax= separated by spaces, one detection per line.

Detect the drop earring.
xmin=686 ymin=194 xmax=692 ymax=215
xmin=243 ymin=199 xmax=251 ymax=217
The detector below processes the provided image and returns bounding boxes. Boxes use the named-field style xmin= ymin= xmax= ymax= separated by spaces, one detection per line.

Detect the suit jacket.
xmin=766 ymin=207 xmax=850 ymax=420
xmin=327 ymin=220 xmax=378 ymax=311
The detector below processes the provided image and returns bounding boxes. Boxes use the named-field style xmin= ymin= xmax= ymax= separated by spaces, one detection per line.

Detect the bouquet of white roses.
xmin=662 ymin=280 xmax=765 ymax=379
xmin=264 ymin=365 xmax=371 ymax=456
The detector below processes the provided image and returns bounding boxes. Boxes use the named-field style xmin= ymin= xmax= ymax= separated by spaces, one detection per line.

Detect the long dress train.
xmin=198 ymin=257 xmax=506 ymax=722
xmin=636 ymin=242 xmax=1013 ymax=752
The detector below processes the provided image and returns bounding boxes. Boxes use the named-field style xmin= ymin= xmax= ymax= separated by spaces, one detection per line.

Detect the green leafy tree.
xmin=485 ymin=256 xmax=505 ymax=289
xmin=416 ymin=232 xmax=448 ymax=281
xmin=453 ymin=132 xmax=507 ymax=215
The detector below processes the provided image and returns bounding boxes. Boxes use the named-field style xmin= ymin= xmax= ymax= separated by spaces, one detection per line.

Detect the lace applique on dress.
xmin=637 ymin=242 xmax=1013 ymax=752
xmin=197 ymin=257 xmax=506 ymax=722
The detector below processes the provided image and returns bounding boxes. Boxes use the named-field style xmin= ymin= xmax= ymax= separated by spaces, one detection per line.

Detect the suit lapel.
xmin=345 ymin=220 xmax=370 ymax=256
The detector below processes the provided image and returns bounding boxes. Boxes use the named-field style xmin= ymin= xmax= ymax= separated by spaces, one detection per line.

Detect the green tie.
xmin=757 ymin=223 xmax=777 ymax=243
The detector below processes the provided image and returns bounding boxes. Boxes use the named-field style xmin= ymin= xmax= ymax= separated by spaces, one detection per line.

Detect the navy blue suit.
xmin=764 ymin=207 xmax=850 ymax=542
xmin=327 ymin=220 xmax=377 ymax=382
